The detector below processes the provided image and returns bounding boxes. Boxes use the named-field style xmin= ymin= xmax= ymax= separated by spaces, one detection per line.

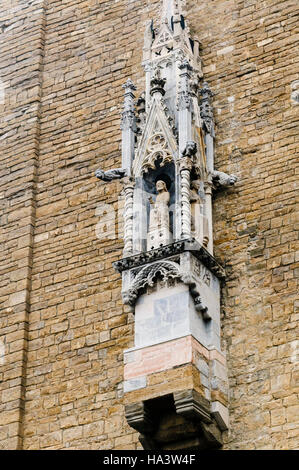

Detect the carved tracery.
xmin=122 ymin=260 xmax=181 ymax=306
xmin=142 ymin=133 xmax=173 ymax=174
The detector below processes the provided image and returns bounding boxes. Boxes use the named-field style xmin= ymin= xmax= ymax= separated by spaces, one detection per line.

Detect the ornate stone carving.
xmin=179 ymin=141 xmax=197 ymax=240
xmin=200 ymin=82 xmax=215 ymax=137
xmin=177 ymin=59 xmax=193 ymax=111
xmin=113 ymin=238 xmax=225 ymax=279
xmin=177 ymin=90 xmax=192 ymax=112
xmin=179 ymin=270 xmax=209 ymax=317
xmin=108 ymin=0 xmax=232 ymax=450
xmin=141 ymin=132 xmax=173 ymax=174
xmin=123 ymin=177 xmax=135 ymax=256
xmin=121 ymin=78 xmax=136 ymax=131
xmin=182 ymin=140 xmax=197 ymax=159
xmin=95 ymin=168 xmax=127 ymax=182
xmin=161 ymin=100 xmax=177 ymax=138
xmin=180 ymin=164 xmax=192 ymax=239
xmin=150 ymin=66 xmax=166 ymax=97
xmin=175 ymin=49 xmax=185 ymax=64
xmin=136 ymin=92 xmax=146 ymax=136
xmin=122 ymin=260 xmax=182 ymax=306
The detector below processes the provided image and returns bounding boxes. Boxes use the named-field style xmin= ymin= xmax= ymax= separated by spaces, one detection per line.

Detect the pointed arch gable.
xmin=133 ymin=97 xmax=178 ymax=177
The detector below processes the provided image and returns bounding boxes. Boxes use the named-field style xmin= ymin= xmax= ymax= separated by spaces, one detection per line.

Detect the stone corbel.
xmin=125 ymin=402 xmax=155 ymax=435
xmin=173 ymin=389 xmax=211 ymax=424
xmin=174 ymin=390 xmax=222 ymax=448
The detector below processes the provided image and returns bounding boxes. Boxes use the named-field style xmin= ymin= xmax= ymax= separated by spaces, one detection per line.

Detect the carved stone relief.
xmin=141 ymin=133 xmax=173 ymax=174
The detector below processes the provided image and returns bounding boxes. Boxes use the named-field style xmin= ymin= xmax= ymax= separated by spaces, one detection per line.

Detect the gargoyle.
xmin=95 ymin=168 xmax=127 ymax=182
xmin=212 ymin=170 xmax=237 ymax=188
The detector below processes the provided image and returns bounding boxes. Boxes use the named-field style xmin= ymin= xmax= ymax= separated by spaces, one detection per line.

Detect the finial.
xmin=150 ymin=67 xmax=166 ymax=97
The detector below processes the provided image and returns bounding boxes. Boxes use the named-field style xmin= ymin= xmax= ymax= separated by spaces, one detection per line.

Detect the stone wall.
xmin=0 ymin=0 xmax=298 ymax=450
xmin=0 ymin=0 xmax=47 ymax=449
xmin=188 ymin=0 xmax=299 ymax=449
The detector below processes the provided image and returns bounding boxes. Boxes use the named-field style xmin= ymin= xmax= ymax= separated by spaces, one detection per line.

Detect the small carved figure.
xmin=150 ymin=66 xmax=166 ymax=96
xmin=182 ymin=141 xmax=197 ymax=158
xmin=95 ymin=168 xmax=127 ymax=182
xmin=212 ymin=170 xmax=237 ymax=188
xmin=136 ymin=92 xmax=146 ymax=133
xmin=148 ymin=180 xmax=170 ymax=229
xmin=190 ymin=180 xmax=209 ymax=248
xmin=200 ymin=82 xmax=215 ymax=137
xmin=190 ymin=179 xmax=201 ymax=233
xmin=147 ymin=180 xmax=172 ymax=250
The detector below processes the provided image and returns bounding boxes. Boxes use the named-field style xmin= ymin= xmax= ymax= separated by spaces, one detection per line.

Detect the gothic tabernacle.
xmin=96 ymin=0 xmax=237 ymax=450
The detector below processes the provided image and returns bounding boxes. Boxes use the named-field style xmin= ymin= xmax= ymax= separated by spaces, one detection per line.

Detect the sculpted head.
xmin=156 ymin=180 xmax=167 ymax=192
xmin=187 ymin=141 xmax=196 ymax=151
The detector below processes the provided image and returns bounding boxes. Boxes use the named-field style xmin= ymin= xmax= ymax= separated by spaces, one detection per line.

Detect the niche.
xmin=143 ymin=160 xmax=175 ymax=251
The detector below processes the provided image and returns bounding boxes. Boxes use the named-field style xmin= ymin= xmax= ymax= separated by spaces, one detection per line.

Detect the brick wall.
xmin=0 ymin=0 xmax=298 ymax=449
xmin=0 ymin=0 xmax=47 ymax=449
xmin=187 ymin=0 xmax=298 ymax=449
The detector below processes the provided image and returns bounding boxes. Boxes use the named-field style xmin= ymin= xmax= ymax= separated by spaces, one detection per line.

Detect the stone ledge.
xmin=113 ymin=238 xmax=225 ymax=279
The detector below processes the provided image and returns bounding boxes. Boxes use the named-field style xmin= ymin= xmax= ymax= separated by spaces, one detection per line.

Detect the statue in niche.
xmin=148 ymin=180 xmax=170 ymax=230
xmin=147 ymin=180 xmax=172 ymax=250
xmin=190 ymin=179 xmax=209 ymax=248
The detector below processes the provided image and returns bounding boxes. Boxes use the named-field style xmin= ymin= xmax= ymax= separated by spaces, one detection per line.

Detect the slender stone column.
xmin=204 ymin=180 xmax=214 ymax=255
xmin=200 ymin=83 xmax=215 ymax=255
xmin=143 ymin=63 xmax=152 ymax=114
xmin=177 ymin=59 xmax=193 ymax=154
xmin=179 ymin=157 xmax=193 ymax=240
xmin=121 ymin=79 xmax=136 ymax=175
xmin=123 ymin=178 xmax=135 ymax=256
xmin=176 ymin=60 xmax=193 ymax=240
xmin=200 ymin=82 xmax=215 ymax=172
